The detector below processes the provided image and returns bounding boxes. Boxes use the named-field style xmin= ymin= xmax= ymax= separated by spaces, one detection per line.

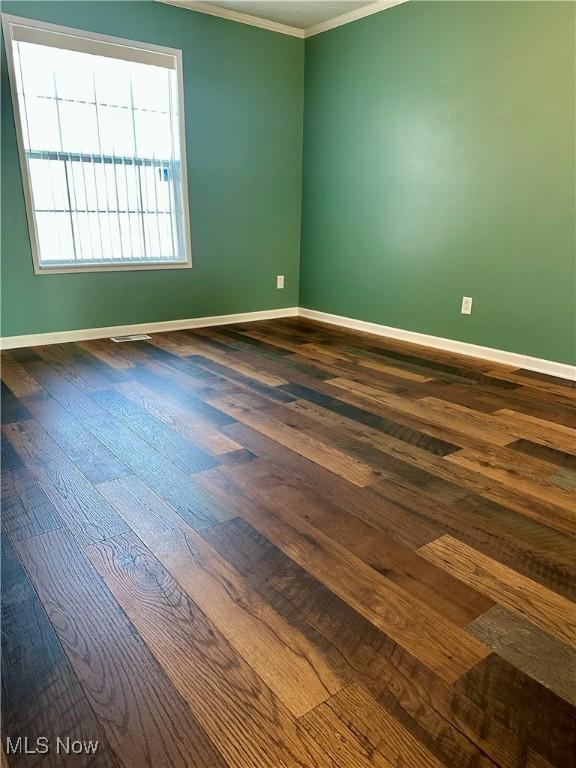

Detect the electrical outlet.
xmin=461 ymin=296 xmax=473 ymax=315
xmin=276 ymin=275 xmax=285 ymax=289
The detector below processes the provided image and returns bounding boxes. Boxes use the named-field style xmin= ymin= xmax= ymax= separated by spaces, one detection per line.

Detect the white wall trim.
xmin=155 ymin=0 xmax=409 ymax=38
xmin=298 ymin=308 xmax=576 ymax=381
xmin=0 ymin=308 xmax=299 ymax=350
xmin=3 ymin=305 xmax=573 ymax=380
xmin=157 ymin=0 xmax=305 ymax=37
xmin=304 ymin=0 xmax=408 ymax=37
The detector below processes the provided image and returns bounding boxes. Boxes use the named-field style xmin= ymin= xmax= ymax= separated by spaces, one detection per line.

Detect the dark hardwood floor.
xmin=1 ymin=318 xmax=575 ymax=767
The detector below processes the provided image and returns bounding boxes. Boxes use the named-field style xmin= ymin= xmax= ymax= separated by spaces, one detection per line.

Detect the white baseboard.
xmin=298 ymin=308 xmax=576 ymax=381
xmin=0 ymin=307 xmax=299 ymax=350
xmin=2 ymin=305 xmax=573 ymax=381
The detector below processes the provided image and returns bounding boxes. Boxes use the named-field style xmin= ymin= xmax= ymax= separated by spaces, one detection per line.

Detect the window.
xmin=2 ymin=15 xmax=192 ymax=273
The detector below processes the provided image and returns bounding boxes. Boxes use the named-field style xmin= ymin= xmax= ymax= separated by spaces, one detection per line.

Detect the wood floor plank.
xmin=266 ymin=384 xmax=572 ymax=536
xmin=0 ymin=353 xmax=42 ymax=397
xmin=76 ymin=340 xmax=134 ymax=371
xmin=516 ymin=369 xmax=576 ymax=390
xmin=446 ymin=446 xmax=576 ymax=515
xmin=85 ymin=531 xmax=333 ymax=768
xmin=464 ymin=387 xmax=576 ymax=429
xmin=297 ymin=342 xmax=434 ymax=381
xmin=225 ymin=420 xmax=576 ymax=600
xmin=152 ymin=333 xmax=289 ymax=386
xmin=113 ymin=379 xmax=241 ymax=455
xmin=457 ymin=653 xmax=576 ymax=768
xmin=208 ymin=391 xmax=382 ymax=487
xmin=223 ymin=420 xmax=448 ymax=546
xmin=495 ymin=409 xmax=576 ymax=454
xmin=89 ymin=388 xmax=218 ymax=474
xmin=22 ymin=362 xmax=233 ymax=530
xmin=323 ymin=377 xmax=515 ymax=451
xmin=508 ymin=439 xmax=576 ymax=471
xmin=34 ymin=344 xmax=125 ymax=394
xmin=371 ymin=474 xmax=576 ymax=600
xmin=467 ymin=605 xmax=576 ymax=706
xmin=484 ymin=368 xmax=576 ymax=398
xmin=221 ymin=459 xmax=494 ymax=626
xmin=194 ymin=503 xmax=528 ymax=768
xmin=303 ymin=683 xmax=448 ymax=768
xmin=128 ymin=362 xmax=236 ymax=428
xmin=299 ymin=693 xmax=395 ymax=768
xmin=186 ymin=353 xmax=297 ymax=403
xmin=1 ymin=383 xmax=32 ymax=424
xmin=197 ymin=465 xmax=490 ymax=684
xmin=14 ymin=528 xmax=226 ymax=768
xmin=1 ymin=320 xmax=573 ymax=767
xmin=98 ymin=476 xmax=345 ymax=717
xmin=200 ymin=328 xmax=335 ymax=381
xmin=185 ymin=345 xmax=290 ymax=387
xmin=419 ymin=536 xmax=576 ymax=647
xmin=22 ymin=390 xmax=131 ymax=484
xmin=1 ymin=434 xmax=63 ymax=541
xmin=1 ymin=535 xmax=119 ymax=768
xmin=281 ymin=384 xmax=461 ymax=455
xmin=3 ymin=421 xmax=128 ymax=546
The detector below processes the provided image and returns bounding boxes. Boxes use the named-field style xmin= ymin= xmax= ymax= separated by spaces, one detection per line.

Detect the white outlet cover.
xmin=277 ymin=275 xmax=285 ymax=289
xmin=461 ymin=296 xmax=473 ymax=315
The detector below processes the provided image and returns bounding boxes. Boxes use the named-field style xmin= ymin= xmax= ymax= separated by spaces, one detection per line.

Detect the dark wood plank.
xmin=14 ymin=528 xmax=227 ymax=768
xmin=457 ymin=653 xmax=576 ymax=768
xmin=1 ymin=535 xmax=119 ymax=768
xmin=1 ymin=383 xmax=32 ymax=424
xmin=33 ymin=345 xmax=123 ymax=394
xmin=225 ymin=418 xmax=576 ymax=606
xmin=195 ymin=513 xmax=528 ymax=768
xmin=281 ymin=382 xmax=460 ymax=456
xmin=129 ymin=363 xmax=236 ymax=428
xmin=383 ymin=486 xmax=576 ymax=601
xmin=22 ymin=390 xmax=130 ymax=484
xmin=196 ymin=466 xmax=489 ymax=684
xmin=112 ymin=379 xmax=241 ymax=456
xmin=89 ymin=388 xmax=217 ymax=474
xmin=300 ymin=683 xmax=446 ymax=768
xmin=509 ymin=439 xmax=576 ymax=471
xmin=467 ymin=606 xmax=576 ymax=707
xmin=19 ymin=362 xmax=232 ymax=531
xmin=223 ymin=419 xmax=448 ymax=549
xmin=419 ymin=535 xmax=576 ymax=647
xmin=3 ymin=421 xmax=128 ymax=546
xmin=96 ymin=476 xmax=345 ymax=717
xmin=516 ymin=368 xmax=576 ymax=390
xmin=212 ymin=459 xmax=494 ymax=626
xmin=209 ymin=391 xmax=382 ymax=487
xmin=85 ymin=530 xmax=333 ymax=768
xmin=186 ymin=354 xmax=297 ymax=403
xmin=0 ymin=353 xmax=42 ymax=397
xmin=1 ymin=434 xmax=63 ymax=541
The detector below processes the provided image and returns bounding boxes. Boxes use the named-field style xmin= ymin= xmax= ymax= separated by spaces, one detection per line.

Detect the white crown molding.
xmin=304 ymin=0 xmax=408 ymax=37
xmin=155 ymin=0 xmax=409 ymax=38
xmin=0 ymin=307 xmax=299 ymax=350
xmin=298 ymin=308 xmax=576 ymax=381
xmin=156 ymin=0 xmax=305 ymax=37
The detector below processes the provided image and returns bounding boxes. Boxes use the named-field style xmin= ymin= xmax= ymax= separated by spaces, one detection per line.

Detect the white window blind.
xmin=3 ymin=16 xmax=192 ymax=272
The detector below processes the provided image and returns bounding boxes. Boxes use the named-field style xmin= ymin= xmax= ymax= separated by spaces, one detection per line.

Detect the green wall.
xmin=1 ymin=1 xmax=304 ymax=336
xmin=300 ymin=1 xmax=576 ymax=365
xmin=2 ymin=1 xmax=574 ymax=365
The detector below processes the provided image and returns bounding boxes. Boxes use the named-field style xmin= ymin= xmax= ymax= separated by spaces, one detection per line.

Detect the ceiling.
xmin=197 ymin=1 xmax=381 ymax=30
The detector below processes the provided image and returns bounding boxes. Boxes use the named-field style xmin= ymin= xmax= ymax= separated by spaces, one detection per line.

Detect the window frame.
xmin=2 ymin=13 xmax=193 ymax=274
